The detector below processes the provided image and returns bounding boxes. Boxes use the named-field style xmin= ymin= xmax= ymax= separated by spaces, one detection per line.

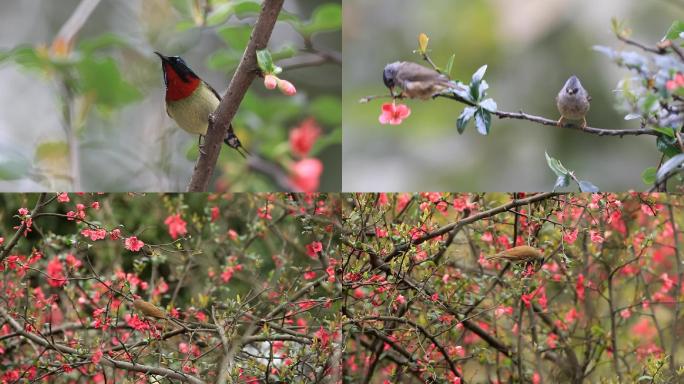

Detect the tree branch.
xmin=187 ymin=0 xmax=285 ymax=191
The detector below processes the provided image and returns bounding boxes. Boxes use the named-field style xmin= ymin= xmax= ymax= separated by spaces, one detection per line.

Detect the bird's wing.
xmin=206 ymin=82 xmax=222 ymax=100
xmin=396 ymin=62 xmax=450 ymax=83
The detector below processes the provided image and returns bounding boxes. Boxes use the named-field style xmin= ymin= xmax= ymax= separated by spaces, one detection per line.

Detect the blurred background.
xmin=0 ymin=0 xmax=341 ymax=192
xmin=343 ymin=0 xmax=683 ymax=191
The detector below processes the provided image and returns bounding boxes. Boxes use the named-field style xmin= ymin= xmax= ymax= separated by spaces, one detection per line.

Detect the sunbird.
xmin=155 ymin=52 xmax=248 ymax=157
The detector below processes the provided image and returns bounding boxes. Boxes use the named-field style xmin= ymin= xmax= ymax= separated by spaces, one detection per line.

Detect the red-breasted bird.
xmin=154 ymin=52 xmax=248 ymax=157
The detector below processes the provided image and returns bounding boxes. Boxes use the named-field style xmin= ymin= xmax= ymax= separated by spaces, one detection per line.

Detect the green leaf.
xmin=0 ymin=145 xmax=30 ymax=180
xmin=471 ymin=64 xmax=488 ymax=85
xmin=474 ymin=109 xmax=491 ymax=136
xmin=664 ymin=20 xmax=684 ymax=40
xmin=444 ymin=54 xmax=455 ymax=76
xmin=206 ymin=3 xmax=234 ymax=26
xmin=456 ymin=107 xmax=477 ymax=134
xmin=77 ymin=33 xmax=127 ymax=55
xmin=296 ymin=4 xmax=342 ymax=36
xmin=216 ymin=25 xmax=253 ymax=49
xmin=656 ymin=153 xmax=684 ymax=184
xmin=479 ymin=98 xmax=497 ymax=112
xmin=642 ymin=167 xmax=657 ymax=184
xmin=545 ymin=151 xmax=569 ymax=178
xmin=256 ymin=49 xmax=280 ymax=74
xmin=578 ymin=180 xmax=599 ymax=192
xmin=656 ymin=135 xmax=681 ymax=158
xmin=652 ymin=126 xmax=676 ymax=138
xmin=624 ymin=113 xmax=641 ymax=121
xmin=310 ymin=127 xmax=342 ymax=156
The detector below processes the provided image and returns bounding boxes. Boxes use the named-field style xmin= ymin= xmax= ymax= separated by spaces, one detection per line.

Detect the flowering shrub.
xmin=0 ymin=193 xmax=341 ymax=383
xmin=341 ymin=192 xmax=684 ymax=383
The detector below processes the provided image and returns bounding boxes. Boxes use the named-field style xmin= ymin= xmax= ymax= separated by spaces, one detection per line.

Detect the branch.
xmin=0 ymin=193 xmax=49 ymax=262
xmin=0 ymin=306 xmax=205 ymax=384
xmin=187 ymin=0 xmax=285 ymax=192
xmin=437 ymin=93 xmax=658 ymax=137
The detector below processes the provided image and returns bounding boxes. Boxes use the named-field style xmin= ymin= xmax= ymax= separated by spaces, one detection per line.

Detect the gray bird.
xmin=556 ymin=75 xmax=591 ymax=129
xmin=383 ymin=61 xmax=456 ymax=100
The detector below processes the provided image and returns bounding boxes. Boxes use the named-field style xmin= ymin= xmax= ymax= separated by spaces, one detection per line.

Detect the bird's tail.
xmin=223 ymin=128 xmax=250 ymax=158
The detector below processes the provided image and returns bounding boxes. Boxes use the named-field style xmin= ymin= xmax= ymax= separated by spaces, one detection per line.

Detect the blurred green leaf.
xmin=554 ymin=174 xmax=570 ymax=190
xmin=77 ymin=57 xmax=141 ymax=109
xmin=642 ymin=167 xmax=657 ymax=184
xmin=78 ymin=33 xmax=127 ymax=56
xmin=310 ymin=127 xmax=341 ymax=156
xmin=0 ymin=145 xmax=30 ymax=180
xmin=664 ymin=20 xmax=684 ymax=40
xmin=652 ymin=126 xmax=676 ymax=138
xmin=545 ymin=151 xmax=569 ymax=178
xmin=624 ymin=113 xmax=641 ymax=120
xmin=206 ymin=3 xmax=235 ymax=26
xmin=474 ymin=109 xmax=491 ymax=135
xmin=578 ymin=180 xmax=599 ymax=192
xmin=656 ymin=135 xmax=681 ymax=157
xmin=296 ymin=3 xmax=341 ymax=37
xmin=207 ymin=50 xmax=243 ymax=71
xmin=216 ymin=25 xmax=252 ymax=49
xmin=444 ymin=54 xmax=455 ymax=76
xmin=309 ymin=96 xmax=341 ymax=126
xmin=456 ymin=106 xmax=476 ymax=134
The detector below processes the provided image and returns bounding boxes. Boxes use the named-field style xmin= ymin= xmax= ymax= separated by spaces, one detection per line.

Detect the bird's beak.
xmin=154 ymin=51 xmax=169 ymax=62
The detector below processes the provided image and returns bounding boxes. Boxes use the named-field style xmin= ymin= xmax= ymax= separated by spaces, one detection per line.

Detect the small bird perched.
xmin=132 ymin=299 xmax=168 ymax=320
xmin=383 ymin=61 xmax=457 ymax=100
xmin=556 ymin=75 xmax=591 ymax=129
xmin=486 ymin=245 xmax=543 ymax=263
xmin=154 ymin=52 xmax=248 ymax=157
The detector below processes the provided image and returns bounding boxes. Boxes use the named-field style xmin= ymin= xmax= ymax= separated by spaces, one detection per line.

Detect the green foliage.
xmin=545 ymin=151 xmax=600 ymax=192
xmin=450 ymin=65 xmax=498 ymax=136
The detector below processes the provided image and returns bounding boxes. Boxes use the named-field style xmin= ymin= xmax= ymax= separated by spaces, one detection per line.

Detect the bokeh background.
xmin=343 ymin=0 xmax=682 ymax=191
xmin=0 ymin=0 xmax=341 ymax=192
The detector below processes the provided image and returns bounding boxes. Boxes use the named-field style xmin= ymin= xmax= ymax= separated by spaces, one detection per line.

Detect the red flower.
xmin=210 ymin=206 xmax=220 ymax=222
xmin=290 ymin=158 xmax=323 ymax=192
xmin=289 ymin=118 xmax=321 ymax=158
xmin=306 ymin=241 xmax=323 ymax=259
xmin=164 ymin=214 xmax=187 ymax=240
xmin=57 ymin=193 xmax=69 ymax=203
xmin=666 ymin=73 xmax=684 ymax=91
xmin=124 ymin=236 xmax=145 ymax=252
xmin=46 ymin=257 xmax=67 ymax=287
xmin=379 ymin=102 xmax=411 ymax=125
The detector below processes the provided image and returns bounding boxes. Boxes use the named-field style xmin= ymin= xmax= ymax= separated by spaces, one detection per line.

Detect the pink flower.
xmin=289 ymin=118 xmax=321 ymax=158
xmin=124 ymin=236 xmax=145 ymax=252
xmin=264 ymin=74 xmax=278 ymax=90
xmin=306 ymin=241 xmax=323 ymax=259
xmin=589 ymin=230 xmax=604 ymax=244
xmin=17 ymin=208 xmax=29 ymax=216
xmin=57 ymin=193 xmax=69 ymax=203
xmin=46 ymin=257 xmax=67 ymax=287
xmin=164 ymin=214 xmax=187 ymax=240
xmin=290 ymin=158 xmax=323 ymax=192
xmin=278 ymin=79 xmax=297 ymax=96
xmin=620 ymin=308 xmax=631 ymax=319
xmin=210 ymin=207 xmax=219 ymax=222
xmin=576 ymin=273 xmax=586 ymax=301
xmin=109 ymin=228 xmax=121 ymax=240
xmin=379 ymin=102 xmax=411 ymax=125
xmin=563 ymin=228 xmax=578 ymax=244
xmin=666 ymin=73 xmax=684 ymax=91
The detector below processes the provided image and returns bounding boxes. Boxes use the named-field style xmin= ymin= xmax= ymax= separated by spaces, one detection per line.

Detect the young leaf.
xmin=444 ymin=54 xmax=455 ymax=76
xmin=554 ymin=174 xmax=571 ymax=191
xmin=664 ymin=20 xmax=684 ymax=40
xmin=456 ymin=106 xmax=477 ymax=134
xmin=256 ymin=49 xmax=278 ymax=74
xmin=474 ymin=109 xmax=491 ymax=136
xmin=642 ymin=167 xmax=657 ymax=185
xmin=578 ymin=180 xmax=600 ymax=192
xmin=471 ymin=64 xmax=487 ymax=85
xmin=418 ymin=33 xmax=429 ymax=55
xmin=545 ymin=151 xmax=569 ymax=178
xmin=479 ymin=98 xmax=497 ymax=113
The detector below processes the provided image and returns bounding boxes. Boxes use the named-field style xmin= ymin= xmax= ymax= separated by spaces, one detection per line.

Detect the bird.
xmin=154 ymin=52 xmax=249 ymax=157
xmin=556 ymin=75 xmax=591 ymax=129
xmin=486 ymin=245 xmax=543 ymax=263
xmin=382 ymin=61 xmax=458 ymax=100
xmin=132 ymin=299 xmax=168 ymax=320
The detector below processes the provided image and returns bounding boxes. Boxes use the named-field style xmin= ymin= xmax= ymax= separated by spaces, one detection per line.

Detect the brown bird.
xmin=486 ymin=245 xmax=543 ymax=263
xmin=383 ymin=61 xmax=457 ymax=100
xmin=132 ymin=299 xmax=167 ymax=320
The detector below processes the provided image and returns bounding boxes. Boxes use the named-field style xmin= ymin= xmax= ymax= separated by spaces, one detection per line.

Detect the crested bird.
xmin=556 ymin=75 xmax=591 ymax=129
xmin=154 ymin=51 xmax=248 ymax=157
